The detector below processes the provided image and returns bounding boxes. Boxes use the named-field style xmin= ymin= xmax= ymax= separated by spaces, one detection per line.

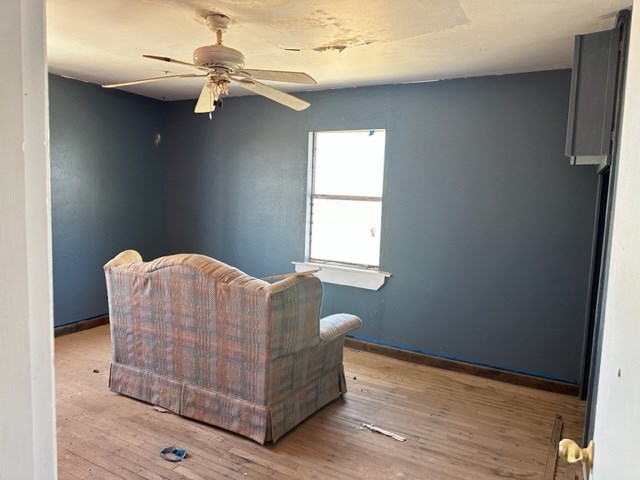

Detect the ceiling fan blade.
xmin=143 ymin=54 xmax=209 ymax=72
xmin=102 ymin=73 xmax=206 ymax=89
xmin=233 ymin=79 xmax=310 ymax=111
xmin=236 ymin=69 xmax=316 ymax=85
xmin=194 ymin=81 xmax=216 ymax=113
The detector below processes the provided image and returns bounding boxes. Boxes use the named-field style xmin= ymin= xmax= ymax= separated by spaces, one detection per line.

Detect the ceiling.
xmin=46 ymin=0 xmax=631 ymax=102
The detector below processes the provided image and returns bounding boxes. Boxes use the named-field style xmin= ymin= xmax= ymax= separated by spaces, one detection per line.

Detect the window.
xmin=307 ymin=129 xmax=386 ymax=268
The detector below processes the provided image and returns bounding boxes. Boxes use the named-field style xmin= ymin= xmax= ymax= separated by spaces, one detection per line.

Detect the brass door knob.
xmin=558 ymin=439 xmax=594 ymax=479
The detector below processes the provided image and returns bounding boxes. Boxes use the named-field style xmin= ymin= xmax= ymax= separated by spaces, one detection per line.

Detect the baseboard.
xmin=54 ymin=315 xmax=109 ymax=337
xmin=344 ymin=337 xmax=578 ymax=396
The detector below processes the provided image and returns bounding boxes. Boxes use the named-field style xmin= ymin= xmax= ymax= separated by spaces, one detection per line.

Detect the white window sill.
xmin=292 ymin=261 xmax=391 ymax=290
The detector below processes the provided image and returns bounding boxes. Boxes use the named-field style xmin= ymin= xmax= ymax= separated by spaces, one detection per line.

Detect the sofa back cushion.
xmin=105 ymin=251 xmax=273 ymax=403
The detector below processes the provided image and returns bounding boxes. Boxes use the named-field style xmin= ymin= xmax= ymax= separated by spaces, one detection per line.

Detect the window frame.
xmin=305 ymin=129 xmax=386 ymax=270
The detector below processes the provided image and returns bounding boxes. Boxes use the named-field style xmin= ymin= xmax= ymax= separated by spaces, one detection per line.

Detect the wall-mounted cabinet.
xmin=565 ymin=27 xmax=620 ymax=168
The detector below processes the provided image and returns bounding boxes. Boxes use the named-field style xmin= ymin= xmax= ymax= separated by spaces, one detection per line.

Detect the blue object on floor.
xmin=159 ymin=446 xmax=188 ymax=462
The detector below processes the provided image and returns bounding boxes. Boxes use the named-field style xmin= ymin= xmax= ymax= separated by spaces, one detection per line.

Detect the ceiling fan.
xmin=102 ymin=13 xmax=316 ymax=114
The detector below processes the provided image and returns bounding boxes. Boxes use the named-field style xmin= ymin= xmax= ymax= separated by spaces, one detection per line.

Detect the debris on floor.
xmin=92 ymin=369 xmax=100 ymax=373
xmin=543 ymin=414 xmax=563 ymax=480
xmin=361 ymin=423 xmax=406 ymax=442
xmin=153 ymin=406 xmax=171 ymax=413
xmin=159 ymin=446 xmax=188 ymax=462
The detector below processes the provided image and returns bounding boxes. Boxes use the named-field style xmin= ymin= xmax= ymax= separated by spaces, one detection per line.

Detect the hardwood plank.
xmin=60 ymin=418 xmax=190 ymax=480
xmin=58 ymin=449 xmax=128 ymax=480
xmin=565 ymin=470 xmax=577 ymax=480
xmin=345 ymin=337 xmax=579 ymax=396
xmin=56 ymin=326 xmax=585 ymax=480
xmin=57 ymin=428 xmax=148 ymax=480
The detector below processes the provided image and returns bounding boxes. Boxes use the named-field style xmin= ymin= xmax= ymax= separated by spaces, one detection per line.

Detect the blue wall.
xmin=49 ymin=75 xmax=167 ymax=326
xmin=49 ymin=70 xmax=597 ymax=382
xmin=163 ymin=70 xmax=597 ymax=383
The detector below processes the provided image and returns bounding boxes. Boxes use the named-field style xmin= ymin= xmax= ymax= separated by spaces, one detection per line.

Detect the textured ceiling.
xmin=46 ymin=0 xmax=631 ymax=101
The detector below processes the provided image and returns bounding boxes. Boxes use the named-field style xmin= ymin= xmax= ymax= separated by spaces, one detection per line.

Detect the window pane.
xmin=310 ymin=199 xmax=382 ymax=267
xmin=314 ymin=130 xmax=385 ymax=197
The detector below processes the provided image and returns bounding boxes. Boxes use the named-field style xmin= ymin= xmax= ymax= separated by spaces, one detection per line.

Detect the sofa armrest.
xmin=319 ymin=314 xmax=362 ymax=342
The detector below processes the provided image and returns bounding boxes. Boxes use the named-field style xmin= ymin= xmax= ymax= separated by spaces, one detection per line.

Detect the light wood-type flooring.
xmin=56 ymin=326 xmax=585 ymax=479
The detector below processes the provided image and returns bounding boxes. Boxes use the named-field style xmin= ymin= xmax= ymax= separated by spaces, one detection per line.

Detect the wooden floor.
xmin=56 ymin=326 xmax=585 ymax=479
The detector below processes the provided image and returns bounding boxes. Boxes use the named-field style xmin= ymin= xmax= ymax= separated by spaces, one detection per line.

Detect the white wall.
xmin=0 ymin=0 xmax=57 ymax=478
xmin=592 ymin=5 xmax=640 ymax=480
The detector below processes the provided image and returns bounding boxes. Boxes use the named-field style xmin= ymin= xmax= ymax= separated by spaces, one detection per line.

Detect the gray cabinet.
xmin=565 ymin=28 xmax=620 ymax=167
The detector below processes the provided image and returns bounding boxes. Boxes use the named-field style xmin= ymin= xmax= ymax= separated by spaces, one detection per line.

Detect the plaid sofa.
xmin=104 ymin=250 xmax=362 ymax=444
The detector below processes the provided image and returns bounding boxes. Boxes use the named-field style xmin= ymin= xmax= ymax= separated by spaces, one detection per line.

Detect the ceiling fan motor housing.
xmin=193 ymin=45 xmax=245 ymax=71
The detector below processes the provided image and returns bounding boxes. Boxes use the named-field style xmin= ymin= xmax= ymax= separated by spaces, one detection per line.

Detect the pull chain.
xmin=209 ymin=81 xmax=214 ymax=120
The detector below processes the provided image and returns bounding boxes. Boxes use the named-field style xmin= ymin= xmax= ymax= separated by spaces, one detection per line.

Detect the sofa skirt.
xmin=109 ymin=361 xmax=347 ymax=444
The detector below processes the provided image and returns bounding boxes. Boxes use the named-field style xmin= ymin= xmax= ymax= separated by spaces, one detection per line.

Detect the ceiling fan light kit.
xmin=102 ymin=12 xmax=315 ymax=115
